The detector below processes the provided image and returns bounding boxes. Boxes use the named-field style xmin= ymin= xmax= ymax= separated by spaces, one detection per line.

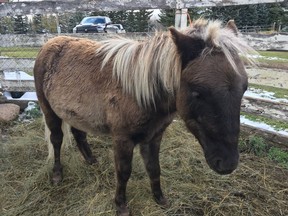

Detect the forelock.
xmin=182 ymin=19 xmax=257 ymax=73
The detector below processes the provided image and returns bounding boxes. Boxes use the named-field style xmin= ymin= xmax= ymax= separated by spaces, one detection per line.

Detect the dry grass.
xmin=1 ymin=118 xmax=288 ymax=216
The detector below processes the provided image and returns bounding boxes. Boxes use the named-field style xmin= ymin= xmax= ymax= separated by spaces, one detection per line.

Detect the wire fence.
xmin=0 ymin=32 xmax=155 ymax=74
xmin=0 ymin=34 xmax=44 ymax=74
xmin=0 ymin=57 xmax=38 ymax=75
xmin=0 ymin=30 xmax=287 ymax=74
xmin=238 ymin=23 xmax=286 ymax=33
xmin=239 ymin=25 xmax=273 ymax=33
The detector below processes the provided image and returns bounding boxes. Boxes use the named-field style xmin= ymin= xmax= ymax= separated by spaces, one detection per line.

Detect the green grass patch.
xmin=0 ymin=47 xmax=40 ymax=58
xmin=253 ymin=51 xmax=288 ymax=68
xmin=249 ymin=83 xmax=288 ymax=99
xmin=268 ymin=147 xmax=288 ymax=168
xmin=248 ymin=136 xmax=269 ymax=157
xmin=239 ymin=135 xmax=288 ymax=168
xmin=241 ymin=112 xmax=288 ymax=131
xmin=239 ymin=136 xmax=268 ymax=157
xmin=257 ymin=51 xmax=288 ymax=60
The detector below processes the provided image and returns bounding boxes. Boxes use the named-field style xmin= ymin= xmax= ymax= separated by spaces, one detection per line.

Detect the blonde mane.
xmin=184 ymin=19 xmax=256 ymax=73
xmin=97 ymin=34 xmax=180 ymax=108
xmin=96 ymin=19 xmax=255 ymax=108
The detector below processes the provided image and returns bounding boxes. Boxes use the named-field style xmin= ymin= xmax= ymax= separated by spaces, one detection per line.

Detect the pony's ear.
xmin=226 ymin=20 xmax=238 ymax=36
xmin=169 ymin=27 xmax=205 ymax=69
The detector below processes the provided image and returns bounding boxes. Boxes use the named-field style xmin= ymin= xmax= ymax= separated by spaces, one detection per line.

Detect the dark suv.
xmin=73 ymin=16 xmax=112 ymax=33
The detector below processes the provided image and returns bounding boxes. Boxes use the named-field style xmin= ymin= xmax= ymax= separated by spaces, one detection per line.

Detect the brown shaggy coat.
xmin=34 ymin=19 xmax=254 ymax=216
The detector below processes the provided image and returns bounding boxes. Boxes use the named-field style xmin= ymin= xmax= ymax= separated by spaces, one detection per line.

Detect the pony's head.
xmin=171 ymin=19 xmax=254 ymax=174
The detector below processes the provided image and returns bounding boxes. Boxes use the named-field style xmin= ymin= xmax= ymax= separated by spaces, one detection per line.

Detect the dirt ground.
xmin=247 ymin=67 xmax=288 ymax=89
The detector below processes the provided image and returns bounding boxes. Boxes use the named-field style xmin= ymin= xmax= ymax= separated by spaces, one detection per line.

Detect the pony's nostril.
xmin=213 ymin=158 xmax=237 ymax=175
xmin=215 ymin=159 xmax=222 ymax=169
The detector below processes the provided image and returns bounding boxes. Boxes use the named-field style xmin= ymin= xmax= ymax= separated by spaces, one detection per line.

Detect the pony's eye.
xmin=191 ymin=91 xmax=200 ymax=98
xmin=196 ymin=116 xmax=202 ymax=123
xmin=243 ymin=84 xmax=248 ymax=92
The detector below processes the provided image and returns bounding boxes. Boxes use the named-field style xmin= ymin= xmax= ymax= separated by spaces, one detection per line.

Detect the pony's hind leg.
xmin=71 ymin=127 xmax=96 ymax=164
xmin=44 ymin=110 xmax=64 ymax=184
xmin=140 ymin=133 xmax=168 ymax=207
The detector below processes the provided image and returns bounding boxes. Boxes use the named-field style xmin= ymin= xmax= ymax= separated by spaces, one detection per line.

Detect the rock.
xmin=0 ymin=103 xmax=20 ymax=123
xmin=6 ymin=100 xmax=29 ymax=111
xmin=0 ymin=95 xmax=7 ymax=104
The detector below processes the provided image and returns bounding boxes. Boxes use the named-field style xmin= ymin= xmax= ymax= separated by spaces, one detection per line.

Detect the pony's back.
xmin=34 ymin=36 xmax=115 ymax=135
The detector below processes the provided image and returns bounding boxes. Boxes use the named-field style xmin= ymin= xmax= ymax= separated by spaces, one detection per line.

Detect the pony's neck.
xmin=151 ymin=89 xmax=177 ymax=114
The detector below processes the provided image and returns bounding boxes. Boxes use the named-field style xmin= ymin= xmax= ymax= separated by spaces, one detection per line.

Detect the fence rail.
xmin=0 ymin=57 xmax=35 ymax=73
xmin=0 ymin=68 xmax=287 ymax=148
xmin=238 ymin=23 xmax=286 ymax=33
xmin=0 ymin=32 xmax=287 ymax=73
xmin=242 ymin=96 xmax=288 ymax=123
xmin=238 ymin=25 xmax=273 ymax=33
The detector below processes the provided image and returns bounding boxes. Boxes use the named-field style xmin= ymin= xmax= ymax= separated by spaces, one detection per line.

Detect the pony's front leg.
xmin=113 ymin=137 xmax=134 ymax=216
xmin=140 ymin=133 xmax=168 ymax=206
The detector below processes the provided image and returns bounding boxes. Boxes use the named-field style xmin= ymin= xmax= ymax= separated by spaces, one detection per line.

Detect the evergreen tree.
xmin=158 ymin=9 xmax=175 ymax=28
xmin=126 ymin=10 xmax=137 ymax=32
xmin=108 ymin=11 xmax=128 ymax=26
xmin=23 ymin=16 xmax=31 ymax=33
xmin=33 ymin=14 xmax=44 ymax=33
xmin=134 ymin=10 xmax=153 ymax=32
xmin=41 ymin=15 xmax=53 ymax=33
xmin=13 ymin=15 xmax=29 ymax=34
xmin=58 ymin=13 xmax=70 ymax=33
xmin=106 ymin=11 xmax=117 ymax=23
xmin=73 ymin=12 xmax=86 ymax=25
xmin=188 ymin=7 xmax=205 ymax=21
xmin=267 ymin=3 xmax=285 ymax=29
xmin=240 ymin=5 xmax=258 ymax=26
xmin=207 ymin=5 xmax=242 ymax=23
xmin=280 ymin=6 xmax=288 ymax=28
xmin=67 ymin=14 xmax=77 ymax=33
xmin=68 ymin=12 xmax=85 ymax=32
xmin=257 ymin=4 xmax=269 ymax=26
xmin=0 ymin=16 xmax=13 ymax=34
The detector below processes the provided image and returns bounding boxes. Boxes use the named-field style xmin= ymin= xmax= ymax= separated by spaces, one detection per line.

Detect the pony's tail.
xmin=43 ymin=116 xmax=73 ymax=160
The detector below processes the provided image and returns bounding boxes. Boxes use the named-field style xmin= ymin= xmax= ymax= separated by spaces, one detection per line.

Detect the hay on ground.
xmin=1 ymin=118 xmax=287 ymax=216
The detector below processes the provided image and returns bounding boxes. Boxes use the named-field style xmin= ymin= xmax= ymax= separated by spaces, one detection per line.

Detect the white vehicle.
xmin=106 ymin=24 xmax=126 ymax=33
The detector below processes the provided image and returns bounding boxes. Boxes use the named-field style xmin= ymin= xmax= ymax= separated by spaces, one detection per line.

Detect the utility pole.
xmin=175 ymin=0 xmax=187 ymax=30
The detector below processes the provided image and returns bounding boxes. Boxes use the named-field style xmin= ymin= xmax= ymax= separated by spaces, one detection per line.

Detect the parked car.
xmin=281 ymin=26 xmax=288 ymax=32
xmin=106 ymin=24 xmax=126 ymax=33
xmin=73 ymin=16 xmax=112 ymax=33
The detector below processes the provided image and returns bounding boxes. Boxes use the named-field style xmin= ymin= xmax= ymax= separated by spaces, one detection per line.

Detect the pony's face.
xmin=176 ymin=52 xmax=248 ymax=175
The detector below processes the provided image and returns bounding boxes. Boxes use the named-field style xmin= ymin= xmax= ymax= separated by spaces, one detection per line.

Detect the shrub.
xmin=247 ymin=136 xmax=269 ymax=157
xmin=268 ymin=147 xmax=288 ymax=168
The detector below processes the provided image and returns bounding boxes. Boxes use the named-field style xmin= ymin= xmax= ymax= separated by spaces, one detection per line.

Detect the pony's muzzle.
xmin=207 ymin=153 xmax=239 ymax=175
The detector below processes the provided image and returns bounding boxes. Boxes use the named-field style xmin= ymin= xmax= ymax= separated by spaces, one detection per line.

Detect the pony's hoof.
xmin=155 ymin=196 xmax=170 ymax=208
xmin=51 ymin=172 xmax=63 ymax=185
xmin=86 ymin=156 xmax=97 ymax=165
xmin=116 ymin=205 xmax=130 ymax=216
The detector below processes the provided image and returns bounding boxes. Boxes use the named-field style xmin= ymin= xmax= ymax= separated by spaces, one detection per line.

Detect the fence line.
xmin=0 ymin=32 xmax=288 ymax=73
